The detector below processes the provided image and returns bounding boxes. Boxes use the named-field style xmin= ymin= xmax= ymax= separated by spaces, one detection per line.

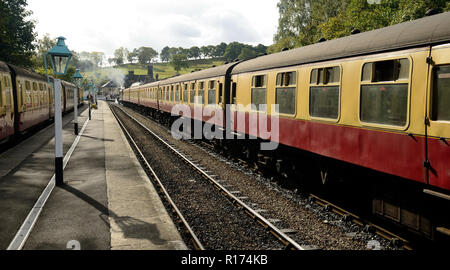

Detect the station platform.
xmin=0 ymin=101 xmax=187 ymax=250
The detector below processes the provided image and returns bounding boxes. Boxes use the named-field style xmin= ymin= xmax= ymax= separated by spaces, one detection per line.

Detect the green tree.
xmin=188 ymin=46 xmax=200 ymax=59
xmin=168 ymin=47 xmax=181 ymax=57
xmin=0 ymin=0 xmax=36 ymax=67
xmin=254 ymin=44 xmax=267 ymax=55
xmin=31 ymin=34 xmax=55 ymax=70
xmin=200 ymin=46 xmax=210 ymax=59
xmin=271 ymin=0 xmax=449 ymax=53
xmin=391 ymin=0 xmax=449 ymax=23
xmin=224 ymin=42 xmax=245 ymax=61
xmin=238 ymin=47 xmax=258 ymax=60
xmin=178 ymin=47 xmax=189 ymax=56
xmin=206 ymin=45 xmax=216 ymax=58
xmin=160 ymin=46 xmax=171 ymax=62
xmin=270 ymin=0 xmax=350 ymax=52
xmin=108 ymin=58 xmax=115 ymax=66
xmin=91 ymin=51 xmax=105 ymax=67
xmin=36 ymin=33 xmax=55 ymax=53
xmin=214 ymin=42 xmax=227 ymax=58
xmin=137 ymin=46 xmax=158 ymax=65
xmin=170 ymin=53 xmax=189 ymax=73
xmin=318 ymin=0 xmax=449 ymax=41
xmin=127 ymin=49 xmax=137 ymax=64
xmin=114 ymin=47 xmax=126 ymax=65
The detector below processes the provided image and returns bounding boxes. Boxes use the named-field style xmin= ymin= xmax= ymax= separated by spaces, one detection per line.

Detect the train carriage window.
xmin=32 ymin=82 xmax=39 ymax=106
xmin=24 ymin=80 xmax=31 ymax=105
xmin=171 ymin=85 xmax=175 ymax=102
xmin=42 ymin=85 xmax=46 ymax=103
xmin=310 ymin=86 xmax=340 ymax=118
xmin=231 ymin=82 xmax=237 ymax=104
xmin=309 ymin=67 xmax=340 ymax=119
xmin=360 ymin=84 xmax=408 ymax=126
xmin=190 ymin=83 xmax=195 ymax=104
xmin=362 ymin=63 xmax=372 ymax=82
xmin=197 ymin=82 xmax=204 ymax=104
xmin=174 ymin=85 xmax=178 ymax=102
xmin=276 ymin=71 xmax=297 ymax=115
xmin=362 ymin=59 xmax=410 ymax=82
xmin=5 ymin=78 xmax=10 ymax=106
xmin=431 ymin=65 xmax=450 ymax=121
xmin=183 ymin=83 xmax=188 ymax=103
xmin=0 ymin=79 xmax=3 ymax=106
xmin=18 ymin=81 xmax=23 ymax=106
xmin=251 ymin=75 xmax=267 ymax=112
xmin=326 ymin=67 xmax=340 ymax=83
xmin=208 ymin=80 xmax=216 ymax=105
xmin=360 ymin=58 xmax=410 ymax=126
xmin=310 ymin=69 xmax=318 ymax=84
xmin=218 ymin=82 xmax=223 ymax=104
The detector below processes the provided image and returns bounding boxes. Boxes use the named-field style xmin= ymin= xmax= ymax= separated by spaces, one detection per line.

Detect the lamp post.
xmin=73 ymin=69 xmax=83 ymax=135
xmin=47 ymin=36 xmax=72 ymax=186
xmin=94 ymin=84 xmax=98 ymax=105
xmin=88 ymin=81 xmax=92 ymax=120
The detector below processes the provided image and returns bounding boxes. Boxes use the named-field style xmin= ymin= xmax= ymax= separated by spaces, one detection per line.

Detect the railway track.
xmin=115 ymin=103 xmax=426 ymax=250
xmin=187 ymin=137 xmax=414 ymax=250
xmin=109 ymin=103 xmax=307 ymax=250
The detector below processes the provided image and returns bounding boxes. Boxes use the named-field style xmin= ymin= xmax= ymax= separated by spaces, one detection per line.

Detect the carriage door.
xmin=426 ymin=44 xmax=450 ymax=191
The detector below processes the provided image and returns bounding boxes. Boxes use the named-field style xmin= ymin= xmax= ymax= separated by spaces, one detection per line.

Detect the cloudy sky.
xmin=28 ymin=0 xmax=280 ymax=57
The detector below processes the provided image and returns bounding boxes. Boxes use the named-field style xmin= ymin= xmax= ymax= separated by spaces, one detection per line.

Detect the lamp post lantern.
xmin=73 ymin=69 xmax=83 ymax=135
xmin=47 ymin=36 xmax=72 ymax=186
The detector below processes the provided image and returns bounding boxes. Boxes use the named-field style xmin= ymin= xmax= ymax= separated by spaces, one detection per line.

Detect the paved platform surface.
xmin=0 ymin=106 xmax=88 ymax=249
xmin=0 ymin=101 xmax=186 ymax=250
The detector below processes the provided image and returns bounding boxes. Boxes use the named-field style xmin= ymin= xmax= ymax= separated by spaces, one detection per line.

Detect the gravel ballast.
xmin=112 ymin=105 xmax=288 ymax=250
xmin=117 ymin=104 xmax=398 ymax=250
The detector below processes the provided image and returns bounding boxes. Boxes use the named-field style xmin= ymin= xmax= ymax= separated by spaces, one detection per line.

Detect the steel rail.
xmin=112 ymin=103 xmax=306 ymax=250
xmin=109 ymin=104 xmax=204 ymax=250
xmin=308 ymin=194 xmax=413 ymax=250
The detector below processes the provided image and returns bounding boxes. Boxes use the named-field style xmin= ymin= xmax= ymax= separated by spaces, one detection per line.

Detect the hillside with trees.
xmin=269 ymin=0 xmax=450 ymax=53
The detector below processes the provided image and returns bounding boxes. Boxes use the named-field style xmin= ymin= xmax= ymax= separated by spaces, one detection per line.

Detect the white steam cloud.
xmin=106 ymin=69 xmax=125 ymax=88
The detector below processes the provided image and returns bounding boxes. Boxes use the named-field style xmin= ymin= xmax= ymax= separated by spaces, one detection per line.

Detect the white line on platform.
xmin=7 ymin=110 xmax=94 ymax=250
